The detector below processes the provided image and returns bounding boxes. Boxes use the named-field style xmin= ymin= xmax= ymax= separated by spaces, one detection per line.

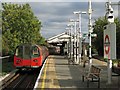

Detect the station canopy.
xmin=47 ymin=32 xmax=70 ymax=44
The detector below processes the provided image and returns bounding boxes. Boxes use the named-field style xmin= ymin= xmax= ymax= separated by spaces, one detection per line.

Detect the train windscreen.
xmin=31 ymin=46 xmax=40 ymax=58
xmin=15 ymin=45 xmax=31 ymax=59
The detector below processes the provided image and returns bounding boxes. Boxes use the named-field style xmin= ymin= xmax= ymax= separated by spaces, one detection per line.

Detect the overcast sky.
xmin=2 ymin=0 xmax=120 ymax=39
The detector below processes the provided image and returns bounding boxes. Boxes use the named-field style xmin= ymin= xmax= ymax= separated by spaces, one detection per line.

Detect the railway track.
xmin=1 ymin=56 xmax=49 ymax=89
xmin=0 ymin=70 xmax=20 ymax=89
xmin=2 ymin=68 xmax=41 ymax=90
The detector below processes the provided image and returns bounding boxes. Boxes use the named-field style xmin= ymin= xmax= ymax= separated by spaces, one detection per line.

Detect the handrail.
xmin=0 ymin=56 xmax=10 ymax=59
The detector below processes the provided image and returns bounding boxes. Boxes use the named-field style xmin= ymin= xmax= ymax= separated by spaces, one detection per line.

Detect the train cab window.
xmin=15 ymin=46 xmax=23 ymax=58
xmin=32 ymin=46 xmax=40 ymax=58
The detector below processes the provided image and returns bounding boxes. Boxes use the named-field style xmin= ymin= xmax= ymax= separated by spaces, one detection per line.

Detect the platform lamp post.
xmin=65 ymin=27 xmax=70 ymax=59
xmin=67 ymin=24 xmax=74 ymax=60
xmin=73 ymin=11 xmax=87 ymax=64
xmin=69 ymin=19 xmax=79 ymax=64
xmin=88 ymin=0 xmax=93 ymax=69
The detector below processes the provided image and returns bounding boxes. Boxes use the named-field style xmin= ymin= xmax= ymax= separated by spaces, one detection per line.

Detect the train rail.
xmin=1 ymin=55 xmax=49 ymax=89
xmin=2 ymin=69 xmax=40 ymax=90
xmin=0 ymin=70 xmax=20 ymax=89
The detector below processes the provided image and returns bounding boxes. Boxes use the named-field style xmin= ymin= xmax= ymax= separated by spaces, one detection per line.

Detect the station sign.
xmin=104 ymin=23 xmax=116 ymax=59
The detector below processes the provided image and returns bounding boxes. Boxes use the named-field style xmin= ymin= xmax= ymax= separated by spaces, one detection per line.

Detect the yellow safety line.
xmin=41 ymin=60 xmax=48 ymax=89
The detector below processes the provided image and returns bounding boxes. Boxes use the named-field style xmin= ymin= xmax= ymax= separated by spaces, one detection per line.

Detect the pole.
xmin=119 ymin=1 xmax=120 ymax=21
xmin=76 ymin=27 xmax=79 ymax=64
xmin=76 ymin=19 xmax=79 ymax=64
xmin=68 ymin=28 xmax=71 ymax=59
xmin=73 ymin=11 xmax=86 ymax=64
xmin=88 ymin=0 xmax=93 ymax=68
xmin=74 ymin=21 xmax=77 ymax=64
xmin=79 ymin=13 xmax=82 ymax=64
xmin=70 ymin=25 xmax=73 ymax=60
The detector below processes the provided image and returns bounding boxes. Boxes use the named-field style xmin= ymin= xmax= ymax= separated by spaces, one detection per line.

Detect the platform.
xmin=36 ymin=55 xmax=120 ymax=89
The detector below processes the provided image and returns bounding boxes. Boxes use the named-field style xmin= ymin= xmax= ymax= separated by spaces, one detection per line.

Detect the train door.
xmin=22 ymin=45 xmax=31 ymax=67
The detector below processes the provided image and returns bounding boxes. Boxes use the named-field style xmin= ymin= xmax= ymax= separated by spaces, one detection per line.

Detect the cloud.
xmin=28 ymin=2 xmax=90 ymax=39
xmin=2 ymin=1 xmax=119 ymax=39
xmin=2 ymin=0 xmax=120 ymax=2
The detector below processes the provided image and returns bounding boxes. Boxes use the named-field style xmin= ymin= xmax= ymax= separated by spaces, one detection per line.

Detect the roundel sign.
xmin=104 ymin=35 xmax=110 ymax=55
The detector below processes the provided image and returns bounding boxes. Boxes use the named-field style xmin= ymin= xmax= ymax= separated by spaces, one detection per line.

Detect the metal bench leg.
xmin=92 ymin=78 xmax=93 ymax=81
xmin=98 ymin=78 xmax=100 ymax=88
xmin=87 ymin=80 xmax=89 ymax=88
xmin=82 ymin=75 xmax=84 ymax=82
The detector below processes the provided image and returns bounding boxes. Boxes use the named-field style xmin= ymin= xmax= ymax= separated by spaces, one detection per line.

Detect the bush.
xmin=2 ymin=49 xmax=9 ymax=56
xmin=112 ymin=59 xmax=119 ymax=67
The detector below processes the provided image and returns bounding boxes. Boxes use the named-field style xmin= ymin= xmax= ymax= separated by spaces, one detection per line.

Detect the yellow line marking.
xmin=41 ymin=59 xmax=48 ymax=89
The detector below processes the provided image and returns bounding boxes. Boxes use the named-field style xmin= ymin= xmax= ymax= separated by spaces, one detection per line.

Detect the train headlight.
xmin=33 ymin=59 xmax=38 ymax=62
xmin=16 ymin=59 xmax=21 ymax=63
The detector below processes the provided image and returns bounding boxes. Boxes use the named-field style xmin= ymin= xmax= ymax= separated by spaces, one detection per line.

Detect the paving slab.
xmin=37 ymin=55 xmax=120 ymax=90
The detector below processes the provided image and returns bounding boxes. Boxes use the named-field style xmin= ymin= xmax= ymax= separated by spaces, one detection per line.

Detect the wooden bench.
xmin=82 ymin=65 xmax=101 ymax=88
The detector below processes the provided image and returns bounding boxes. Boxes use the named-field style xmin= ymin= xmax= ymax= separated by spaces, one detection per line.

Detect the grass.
xmin=2 ymin=58 xmax=15 ymax=76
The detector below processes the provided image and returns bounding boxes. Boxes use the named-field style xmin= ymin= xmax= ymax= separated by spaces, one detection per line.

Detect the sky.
xmin=1 ymin=0 xmax=120 ymax=39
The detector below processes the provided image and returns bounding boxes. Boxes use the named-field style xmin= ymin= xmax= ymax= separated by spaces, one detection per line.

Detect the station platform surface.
xmin=36 ymin=55 xmax=120 ymax=89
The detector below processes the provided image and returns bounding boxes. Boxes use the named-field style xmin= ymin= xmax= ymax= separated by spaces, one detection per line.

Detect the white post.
xmin=73 ymin=11 xmax=86 ymax=64
xmin=79 ymin=13 xmax=82 ymax=64
xmin=68 ymin=29 xmax=70 ymax=59
xmin=70 ymin=25 xmax=73 ymax=60
xmin=74 ymin=21 xmax=77 ymax=64
xmin=69 ymin=19 xmax=75 ymax=63
xmin=88 ymin=0 xmax=93 ymax=68
xmin=107 ymin=59 xmax=112 ymax=84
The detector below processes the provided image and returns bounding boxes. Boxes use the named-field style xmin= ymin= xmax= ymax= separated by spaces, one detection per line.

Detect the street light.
xmin=73 ymin=11 xmax=87 ymax=14
xmin=67 ymin=23 xmax=74 ymax=62
xmin=65 ymin=27 xmax=70 ymax=59
xmin=73 ymin=11 xmax=87 ymax=64
xmin=88 ymin=0 xmax=93 ymax=69
xmin=69 ymin=19 xmax=79 ymax=64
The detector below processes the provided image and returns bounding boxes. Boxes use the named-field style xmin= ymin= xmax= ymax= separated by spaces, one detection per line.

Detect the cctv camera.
xmin=107 ymin=13 xmax=114 ymax=23
xmin=109 ymin=5 xmax=113 ymax=13
xmin=110 ymin=8 xmax=113 ymax=13
xmin=103 ymin=26 xmax=106 ymax=29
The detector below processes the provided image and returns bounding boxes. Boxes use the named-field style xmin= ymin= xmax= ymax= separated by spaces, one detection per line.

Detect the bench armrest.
xmin=89 ymin=73 xmax=100 ymax=78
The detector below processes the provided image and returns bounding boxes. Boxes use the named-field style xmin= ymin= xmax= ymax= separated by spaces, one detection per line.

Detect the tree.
xmin=2 ymin=3 xmax=45 ymax=55
xmin=93 ymin=17 xmax=120 ymax=58
xmin=92 ymin=17 xmax=108 ymax=56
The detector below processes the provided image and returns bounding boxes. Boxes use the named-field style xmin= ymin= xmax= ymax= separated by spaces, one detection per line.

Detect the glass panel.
xmin=15 ymin=45 xmax=31 ymax=59
xmin=32 ymin=46 xmax=40 ymax=58
xmin=15 ymin=46 xmax=23 ymax=58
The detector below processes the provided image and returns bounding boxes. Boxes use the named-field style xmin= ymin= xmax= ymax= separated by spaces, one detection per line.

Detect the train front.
xmin=14 ymin=44 xmax=42 ymax=69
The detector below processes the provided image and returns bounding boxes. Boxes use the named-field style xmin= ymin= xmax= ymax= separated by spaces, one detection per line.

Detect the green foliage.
xmin=93 ymin=17 xmax=120 ymax=57
xmin=115 ymin=19 xmax=120 ymax=58
xmin=92 ymin=17 xmax=108 ymax=56
xmin=2 ymin=3 xmax=46 ymax=56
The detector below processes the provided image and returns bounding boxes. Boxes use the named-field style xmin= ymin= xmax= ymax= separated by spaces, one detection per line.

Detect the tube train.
xmin=14 ymin=44 xmax=49 ymax=69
